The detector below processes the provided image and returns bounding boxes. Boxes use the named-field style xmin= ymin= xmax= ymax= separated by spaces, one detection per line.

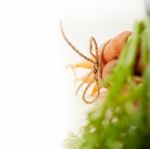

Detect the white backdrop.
xmin=0 ymin=0 xmax=145 ymax=149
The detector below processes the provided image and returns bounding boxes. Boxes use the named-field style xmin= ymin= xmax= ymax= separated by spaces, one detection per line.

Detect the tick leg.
xmin=71 ymin=60 xmax=92 ymax=69
xmin=90 ymin=82 xmax=98 ymax=96
xmin=76 ymin=71 xmax=92 ymax=95
xmin=89 ymin=37 xmax=99 ymax=61
xmin=75 ymin=72 xmax=94 ymax=84
xmin=82 ymin=78 xmax=100 ymax=104
xmin=95 ymin=78 xmax=100 ymax=100
xmin=67 ymin=61 xmax=93 ymax=88
xmin=60 ymin=22 xmax=96 ymax=64
xmin=89 ymin=37 xmax=97 ymax=60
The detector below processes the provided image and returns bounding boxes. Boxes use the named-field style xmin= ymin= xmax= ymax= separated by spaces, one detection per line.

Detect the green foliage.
xmin=65 ymin=17 xmax=150 ymax=149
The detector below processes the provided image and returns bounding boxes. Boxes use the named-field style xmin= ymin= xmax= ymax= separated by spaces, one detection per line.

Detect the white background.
xmin=0 ymin=0 xmax=145 ymax=149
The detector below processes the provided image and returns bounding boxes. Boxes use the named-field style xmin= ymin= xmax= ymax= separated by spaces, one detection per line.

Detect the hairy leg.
xmin=75 ymin=73 xmax=94 ymax=84
xmin=60 ymin=22 xmax=96 ymax=64
xmin=76 ymin=71 xmax=92 ymax=95
xmin=89 ymin=37 xmax=97 ymax=60
xmin=71 ymin=60 xmax=92 ymax=69
xmin=82 ymin=79 xmax=100 ymax=104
